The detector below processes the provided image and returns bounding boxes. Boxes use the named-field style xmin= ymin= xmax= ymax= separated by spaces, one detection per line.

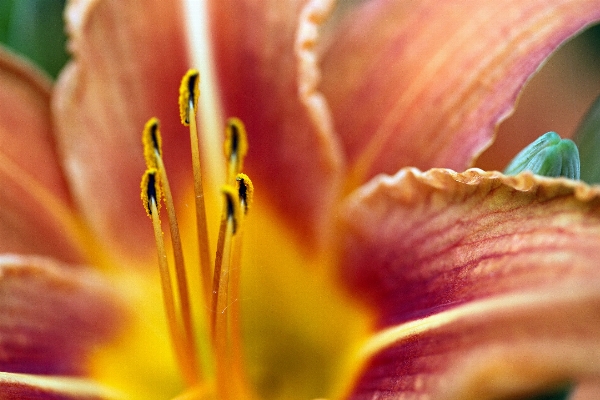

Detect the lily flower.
xmin=1 ymin=0 xmax=600 ymax=399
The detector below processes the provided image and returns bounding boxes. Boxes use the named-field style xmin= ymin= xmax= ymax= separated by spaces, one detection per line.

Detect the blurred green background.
xmin=0 ymin=0 xmax=68 ymax=78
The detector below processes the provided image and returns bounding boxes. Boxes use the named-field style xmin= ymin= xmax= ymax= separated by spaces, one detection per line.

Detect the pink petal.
xmin=339 ymin=168 xmax=600 ymax=327
xmin=53 ymin=0 xmax=192 ymax=263
xmin=207 ymin=0 xmax=344 ymax=247
xmin=0 ymin=372 xmax=120 ymax=399
xmin=0 ymin=255 xmax=123 ymax=375
xmin=0 ymin=48 xmax=85 ymax=263
xmin=320 ymin=0 xmax=600 ymax=188
xmin=345 ymin=284 xmax=600 ymax=399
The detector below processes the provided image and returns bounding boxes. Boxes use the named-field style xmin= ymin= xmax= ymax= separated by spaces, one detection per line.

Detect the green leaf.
xmin=573 ymin=94 xmax=600 ymax=184
xmin=0 ymin=0 xmax=15 ymax=43
xmin=2 ymin=0 xmax=68 ymax=78
xmin=521 ymin=384 xmax=572 ymax=400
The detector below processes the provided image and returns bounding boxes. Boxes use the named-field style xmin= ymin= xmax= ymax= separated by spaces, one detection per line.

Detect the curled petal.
xmin=0 ymin=372 xmax=121 ymax=399
xmin=53 ymin=0 xmax=191 ymax=264
xmin=0 ymin=255 xmax=124 ymax=375
xmin=0 ymin=47 xmax=85 ymax=263
xmin=206 ymin=0 xmax=344 ymax=248
xmin=339 ymin=168 xmax=600 ymax=327
xmin=320 ymin=0 xmax=600 ymax=188
xmin=345 ymin=285 xmax=600 ymax=399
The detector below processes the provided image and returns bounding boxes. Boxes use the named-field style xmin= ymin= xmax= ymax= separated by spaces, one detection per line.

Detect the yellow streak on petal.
xmin=0 ymin=372 xmax=123 ymax=399
xmin=338 ymin=288 xmax=600 ymax=399
xmin=357 ymin=288 xmax=591 ymax=365
xmin=183 ymin=0 xmax=225 ymax=187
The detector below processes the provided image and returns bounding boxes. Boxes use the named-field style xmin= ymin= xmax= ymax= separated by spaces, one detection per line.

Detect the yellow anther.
xmin=236 ymin=173 xmax=253 ymax=215
xmin=179 ymin=69 xmax=200 ymax=126
xmin=140 ymin=168 xmax=162 ymax=217
xmin=221 ymin=185 xmax=241 ymax=234
xmin=224 ymin=117 xmax=249 ymax=175
xmin=142 ymin=117 xmax=162 ymax=169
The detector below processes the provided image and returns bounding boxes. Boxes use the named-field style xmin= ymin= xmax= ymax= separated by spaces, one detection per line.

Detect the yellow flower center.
xmin=90 ymin=69 xmax=370 ymax=400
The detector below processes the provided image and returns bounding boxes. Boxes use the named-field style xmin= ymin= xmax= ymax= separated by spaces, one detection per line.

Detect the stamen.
xmin=140 ymin=169 xmax=196 ymax=385
xmin=228 ymin=174 xmax=254 ymax=397
xmin=224 ymin=118 xmax=248 ymax=183
xmin=142 ymin=118 xmax=199 ymax=382
xmin=211 ymin=186 xmax=240 ymax=399
xmin=147 ymin=68 xmax=256 ymax=397
xmin=179 ymin=69 xmax=212 ymax=305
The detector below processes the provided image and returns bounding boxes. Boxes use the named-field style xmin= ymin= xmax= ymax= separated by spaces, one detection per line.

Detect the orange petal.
xmin=0 ymin=47 xmax=86 ymax=263
xmin=53 ymin=0 xmax=192 ymax=264
xmin=0 ymin=255 xmax=123 ymax=375
xmin=339 ymin=168 xmax=600 ymax=327
xmin=320 ymin=0 xmax=600 ymax=189
xmin=345 ymin=284 xmax=600 ymax=399
xmin=206 ymin=0 xmax=344 ymax=248
xmin=0 ymin=372 xmax=120 ymax=399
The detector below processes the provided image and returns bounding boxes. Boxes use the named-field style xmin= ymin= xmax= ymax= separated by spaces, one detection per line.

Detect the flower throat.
xmin=140 ymin=69 xmax=253 ymax=399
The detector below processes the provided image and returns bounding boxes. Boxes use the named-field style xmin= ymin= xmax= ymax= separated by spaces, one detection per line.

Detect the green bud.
xmin=504 ymin=132 xmax=580 ymax=180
